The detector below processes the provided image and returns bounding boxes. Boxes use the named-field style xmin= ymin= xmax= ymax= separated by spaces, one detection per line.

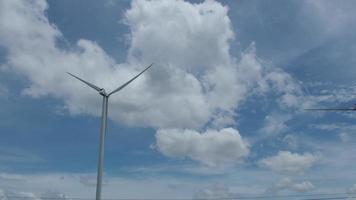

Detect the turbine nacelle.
xmin=99 ymin=88 xmax=107 ymax=97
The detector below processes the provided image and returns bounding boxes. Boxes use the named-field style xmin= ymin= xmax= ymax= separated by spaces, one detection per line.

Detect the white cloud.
xmin=252 ymin=67 xmax=309 ymax=110
xmin=79 ymin=175 xmax=108 ymax=187
xmin=349 ymin=184 xmax=356 ymax=194
xmin=311 ymin=123 xmax=356 ymax=132
xmin=339 ymin=132 xmax=351 ymax=143
xmin=0 ymin=0 xmax=231 ymax=129
xmin=0 ymin=0 xmax=305 ymax=130
xmin=259 ymin=114 xmax=291 ymax=136
xmin=0 ymin=0 xmax=309 ymax=168
xmin=155 ymin=128 xmax=249 ymax=168
xmin=310 ymin=123 xmax=342 ymax=131
xmin=305 ymin=0 xmax=356 ymax=36
xmin=194 ymin=184 xmax=234 ymax=199
xmin=0 ymin=190 xmax=40 ymax=200
xmin=0 ymin=147 xmax=43 ymax=164
xmin=266 ymin=178 xmax=315 ymax=193
xmin=282 ymin=134 xmax=298 ymax=149
xmin=0 ymin=173 xmax=205 ymax=199
xmin=125 ymin=0 xmax=234 ymax=71
xmin=40 ymin=191 xmax=67 ymax=200
xmin=310 ymin=123 xmax=356 ymax=143
xmin=266 ymin=177 xmax=292 ymax=193
xmin=259 ymin=151 xmax=318 ymax=174
xmin=0 ymin=172 xmax=274 ymax=199
xmin=292 ymin=181 xmax=315 ymax=193
xmin=303 ymin=83 xmax=356 ymax=112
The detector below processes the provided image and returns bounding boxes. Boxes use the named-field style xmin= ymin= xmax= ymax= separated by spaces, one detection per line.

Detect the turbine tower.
xmin=67 ymin=64 xmax=153 ymax=200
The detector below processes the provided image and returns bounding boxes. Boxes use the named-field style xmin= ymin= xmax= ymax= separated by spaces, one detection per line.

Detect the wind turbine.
xmin=67 ymin=63 xmax=153 ymax=200
xmin=305 ymin=104 xmax=356 ymax=111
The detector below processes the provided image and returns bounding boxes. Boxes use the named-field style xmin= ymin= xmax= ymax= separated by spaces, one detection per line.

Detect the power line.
xmin=1 ymin=193 xmax=356 ymax=200
xmin=302 ymin=197 xmax=356 ymax=200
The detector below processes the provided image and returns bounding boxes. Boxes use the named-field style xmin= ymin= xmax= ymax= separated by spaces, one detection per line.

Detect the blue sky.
xmin=1 ymin=0 xmax=356 ymax=199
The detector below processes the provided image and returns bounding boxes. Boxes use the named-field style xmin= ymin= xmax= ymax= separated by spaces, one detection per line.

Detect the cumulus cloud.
xmin=259 ymin=151 xmax=318 ymax=174
xmin=0 ymin=0 xmax=305 ymax=129
xmin=0 ymin=0 xmax=233 ymax=129
xmin=266 ymin=178 xmax=315 ymax=194
xmin=155 ymin=128 xmax=249 ymax=167
xmin=0 ymin=0 xmax=308 ymax=167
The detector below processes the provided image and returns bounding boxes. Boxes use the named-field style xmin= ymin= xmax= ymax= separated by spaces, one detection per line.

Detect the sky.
xmin=1 ymin=0 xmax=356 ymax=199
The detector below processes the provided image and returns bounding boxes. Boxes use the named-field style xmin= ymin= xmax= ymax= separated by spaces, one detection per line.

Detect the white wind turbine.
xmin=67 ymin=64 xmax=153 ymax=200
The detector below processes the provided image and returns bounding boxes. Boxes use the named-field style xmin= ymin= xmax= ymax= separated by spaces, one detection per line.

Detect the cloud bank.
xmin=0 ymin=0 xmax=304 ymax=127
xmin=0 ymin=0 xmax=307 ymax=167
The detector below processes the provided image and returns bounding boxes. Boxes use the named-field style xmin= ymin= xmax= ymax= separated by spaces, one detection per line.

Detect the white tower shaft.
xmin=96 ymin=95 xmax=108 ymax=200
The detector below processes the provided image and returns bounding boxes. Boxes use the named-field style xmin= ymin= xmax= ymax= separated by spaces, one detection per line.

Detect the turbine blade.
xmin=304 ymin=108 xmax=356 ymax=111
xmin=67 ymin=72 xmax=102 ymax=92
xmin=108 ymin=63 xmax=153 ymax=96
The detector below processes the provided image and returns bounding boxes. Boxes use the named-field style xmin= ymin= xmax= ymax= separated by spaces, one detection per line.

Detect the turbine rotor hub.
xmin=99 ymin=88 xmax=108 ymax=97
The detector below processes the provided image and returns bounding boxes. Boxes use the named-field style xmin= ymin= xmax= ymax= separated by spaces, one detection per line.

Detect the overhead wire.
xmin=1 ymin=193 xmax=356 ymax=200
